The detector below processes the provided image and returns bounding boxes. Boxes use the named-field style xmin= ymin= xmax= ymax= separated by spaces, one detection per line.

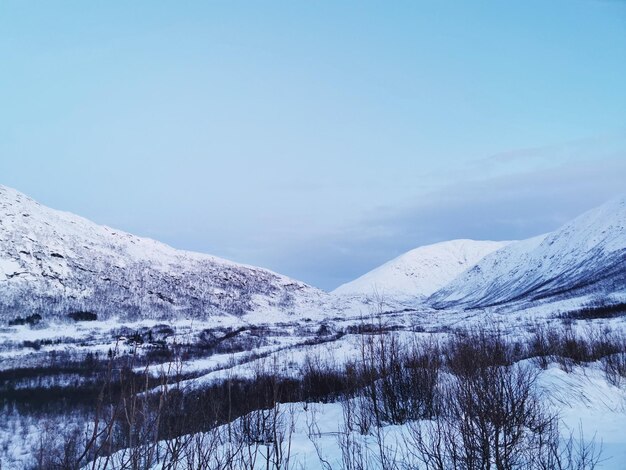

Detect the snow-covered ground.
xmin=2 ymin=302 xmax=626 ymax=468
xmin=540 ymin=364 xmax=626 ymax=467
xmin=73 ymin=361 xmax=626 ymax=470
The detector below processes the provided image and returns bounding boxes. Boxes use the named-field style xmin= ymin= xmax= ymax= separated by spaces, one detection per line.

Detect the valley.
xmin=1 ymin=186 xmax=625 ymax=469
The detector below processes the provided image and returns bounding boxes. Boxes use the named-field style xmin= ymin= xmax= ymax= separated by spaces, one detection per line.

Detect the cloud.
xmin=471 ymin=132 xmax=626 ymax=177
xmin=145 ymin=134 xmax=626 ymax=292
xmin=278 ymin=155 xmax=626 ymax=291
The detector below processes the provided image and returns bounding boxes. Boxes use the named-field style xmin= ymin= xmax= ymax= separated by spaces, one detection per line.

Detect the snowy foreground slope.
xmin=430 ymin=196 xmax=626 ymax=310
xmin=333 ymin=239 xmax=510 ymax=302
xmin=0 ymin=185 xmax=336 ymax=322
xmin=92 ymin=363 xmax=626 ymax=470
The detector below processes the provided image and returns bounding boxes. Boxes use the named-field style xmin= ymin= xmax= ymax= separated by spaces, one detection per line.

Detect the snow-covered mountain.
xmin=0 ymin=185 xmax=330 ymax=322
xmin=333 ymin=239 xmax=510 ymax=302
xmin=430 ymin=196 xmax=626 ymax=309
xmin=3 ymin=183 xmax=624 ymax=323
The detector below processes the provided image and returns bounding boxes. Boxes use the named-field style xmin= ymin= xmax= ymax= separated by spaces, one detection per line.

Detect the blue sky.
xmin=1 ymin=1 xmax=625 ymax=290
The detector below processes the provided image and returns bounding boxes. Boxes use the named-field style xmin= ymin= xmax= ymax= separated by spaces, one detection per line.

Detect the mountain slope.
xmin=430 ymin=197 xmax=626 ymax=309
xmin=0 ymin=185 xmax=329 ymax=322
xmin=333 ymin=239 xmax=511 ymax=301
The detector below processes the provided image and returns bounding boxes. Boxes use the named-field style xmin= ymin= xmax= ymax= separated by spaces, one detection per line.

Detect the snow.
xmin=430 ymin=195 xmax=626 ymax=309
xmin=539 ymin=364 xmax=626 ymax=467
xmin=0 ymin=184 xmax=354 ymax=323
xmin=84 ymin=362 xmax=626 ymax=470
xmin=333 ymin=239 xmax=511 ymax=302
xmin=0 ymin=257 xmax=22 ymax=279
xmin=2 ymin=302 xmax=626 ymax=468
xmin=2 ymin=186 xmax=626 ymax=468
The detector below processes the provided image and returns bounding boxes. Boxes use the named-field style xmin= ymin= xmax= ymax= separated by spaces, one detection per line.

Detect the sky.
xmin=1 ymin=1 xmax=625 ymax=290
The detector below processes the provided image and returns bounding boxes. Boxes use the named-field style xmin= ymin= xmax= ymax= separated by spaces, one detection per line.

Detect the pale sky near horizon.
xmin=1 ymin=1 xmax=625 ymax=290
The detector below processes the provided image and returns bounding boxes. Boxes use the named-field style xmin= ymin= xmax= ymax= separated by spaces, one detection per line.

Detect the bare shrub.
xmin=404 ymin=329 xmax=603 ymax=470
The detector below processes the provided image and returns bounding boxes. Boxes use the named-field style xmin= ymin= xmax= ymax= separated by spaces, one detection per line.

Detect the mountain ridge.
xmin=333 ymin=239 xmax=511 ymax=302
xmin=429 ymin=196 xmax=626 ymax=309
xmin=2 ymin=184 xmax=625 ymax=322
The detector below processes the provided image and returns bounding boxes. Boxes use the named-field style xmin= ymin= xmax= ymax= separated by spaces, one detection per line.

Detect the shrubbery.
xmin=67 ymin=311 xmax=98 ymax=322
xmin=8 ymin=313 xmax=42 ymax=326
xmin=4 ymin=320 xmax=623 ymax=469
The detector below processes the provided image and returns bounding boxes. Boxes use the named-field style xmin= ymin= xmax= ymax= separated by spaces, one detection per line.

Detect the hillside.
xmin=0 ymin=185 xmax=330 ymax=322
xmin=430 ymin=196 xmax=626 ymax=309
xmin=333 ymin=239 xmax=510 ymax=302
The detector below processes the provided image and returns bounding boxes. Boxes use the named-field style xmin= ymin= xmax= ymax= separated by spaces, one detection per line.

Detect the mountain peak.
xmin=333 ymin=239 xmax=511 ymax=301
